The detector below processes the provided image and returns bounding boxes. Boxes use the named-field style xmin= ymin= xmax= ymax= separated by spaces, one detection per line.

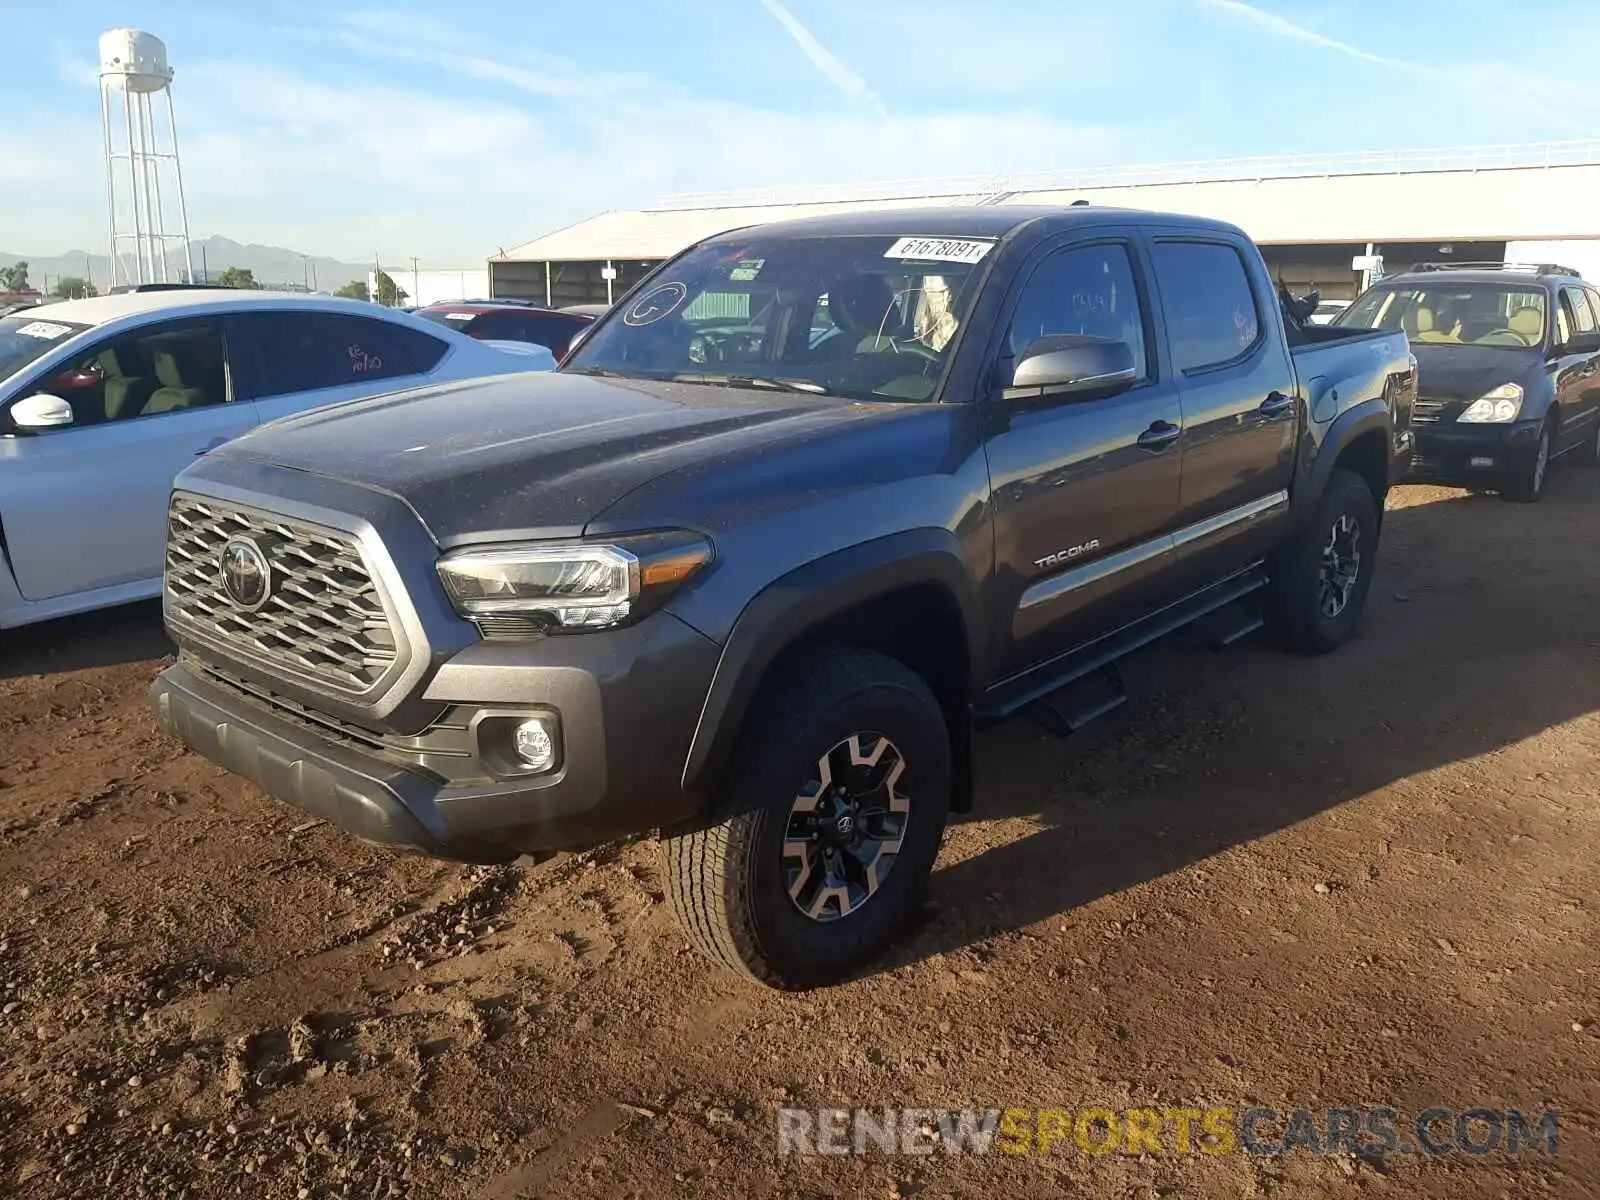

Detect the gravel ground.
xmin=1 ymin=473 xmax=1597 ymax=1199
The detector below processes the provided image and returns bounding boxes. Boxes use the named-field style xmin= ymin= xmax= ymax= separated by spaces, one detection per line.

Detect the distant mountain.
xmin=0 ymin=237 xmax=371 ymax=293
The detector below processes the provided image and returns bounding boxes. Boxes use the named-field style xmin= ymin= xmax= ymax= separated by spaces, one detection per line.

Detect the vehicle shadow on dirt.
xmin=0 ymin=600 xmax=171 ymax=681
xmin=891 ymin=469 xmax=1600 ymax=971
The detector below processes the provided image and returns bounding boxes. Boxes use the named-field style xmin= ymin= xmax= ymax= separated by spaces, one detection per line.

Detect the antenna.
xmin=99 ymin=29 xmax=194 ymax=288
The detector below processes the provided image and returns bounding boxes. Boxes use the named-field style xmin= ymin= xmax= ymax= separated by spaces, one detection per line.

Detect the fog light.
xmin=513 ymin=717 xmax=558 ymax=772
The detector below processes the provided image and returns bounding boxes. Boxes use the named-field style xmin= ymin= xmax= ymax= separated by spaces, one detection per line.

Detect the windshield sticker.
xmin=440 ymin=311 xmax=473 ymax=321
xmin=15 ymin=320 xmax=74 ymax=340
xmin=624 ymin=282 xmax=688 ymax=326
xmin=884 ymin=237 xmax=994 ymax=265
xmin=729 ymin=259 xmax=765 ymax=283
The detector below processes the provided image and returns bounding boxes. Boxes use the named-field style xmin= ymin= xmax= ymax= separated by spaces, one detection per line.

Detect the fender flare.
xmin=680 ymin=528 xmax=984 ymax=794
xmin=1295 ymin=397 xmax=1393 ymax=527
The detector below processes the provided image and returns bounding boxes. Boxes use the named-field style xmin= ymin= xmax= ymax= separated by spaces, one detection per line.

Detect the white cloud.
xmin=6 ymin=9 xmax=1112 ymax=263
xmin=756 ymin=0 xmax=875 ymax=104
xmin=1197 ymin=0 xmax=1600 ymax=120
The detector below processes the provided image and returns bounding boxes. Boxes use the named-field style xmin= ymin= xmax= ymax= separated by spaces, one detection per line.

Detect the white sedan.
xmin=0 ymin=289 xmax=553 ymax=631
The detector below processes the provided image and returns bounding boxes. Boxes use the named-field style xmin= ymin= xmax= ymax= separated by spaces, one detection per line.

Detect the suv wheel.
xmin=1503 ymin=418 xmax=1552 ymax=502
xmin=1265 ymin=468 xmax=1380 ymax=656
xmin=660 ymin=647 xmax=951 ymax=989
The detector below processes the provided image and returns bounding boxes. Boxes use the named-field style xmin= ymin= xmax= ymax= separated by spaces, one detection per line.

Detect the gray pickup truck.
xmin=151 ymin=206 xmax=1414 ymax=989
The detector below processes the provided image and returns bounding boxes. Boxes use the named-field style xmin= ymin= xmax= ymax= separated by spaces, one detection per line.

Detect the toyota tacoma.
xmin=152 ymin=206 xmax=1414 ymax=988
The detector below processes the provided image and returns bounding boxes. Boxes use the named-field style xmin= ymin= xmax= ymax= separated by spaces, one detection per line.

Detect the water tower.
xmin=99 ymin=29 xmax=194 ymax=287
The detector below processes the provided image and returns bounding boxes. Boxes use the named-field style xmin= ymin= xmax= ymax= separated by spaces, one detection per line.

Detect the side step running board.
xmin=1026 ymin=662 xmax=1127 ymax=737
xmin=977 ymin=563 xmax=1270 ymax=730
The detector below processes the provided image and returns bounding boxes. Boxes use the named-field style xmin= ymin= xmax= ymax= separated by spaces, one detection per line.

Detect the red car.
xmin=413 ymin=302 xmax=594 ymax=358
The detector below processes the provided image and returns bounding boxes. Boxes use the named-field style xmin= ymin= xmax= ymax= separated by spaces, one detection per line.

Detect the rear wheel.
xmin=660 ymin=647 xmax=951 ymax=989
xmin=1502 ymin=418 xmax=1552 ymax=502
xmin=1265 ymin=468 xmax=1380 ymax=655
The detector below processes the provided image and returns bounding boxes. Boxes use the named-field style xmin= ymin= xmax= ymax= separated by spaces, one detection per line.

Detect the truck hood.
xmin=1411 ymin=344 xmax=1547 ymax=400
xmin=213 ymin=371 xmax=878 ymax=543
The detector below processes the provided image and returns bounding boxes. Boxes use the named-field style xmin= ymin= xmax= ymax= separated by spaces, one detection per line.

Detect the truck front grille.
xmin=164 ymin=493 xmax=399 ymax=696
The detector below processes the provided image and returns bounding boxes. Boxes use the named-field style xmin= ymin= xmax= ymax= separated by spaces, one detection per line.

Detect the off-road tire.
xmin=1265 ymin=468 xmax=1380 ymax=656
xmin=660 ymin=647 xmax=951 ymax=990
xmin=1503 ymin=416 xmax=1554 ymax=502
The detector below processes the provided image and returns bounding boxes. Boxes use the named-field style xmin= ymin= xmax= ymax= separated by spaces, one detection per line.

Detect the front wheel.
xmin=1503 ymin=419 xmax=1552 ymax=502
xmin=660 ymin=647 xmax=951 ymax=989
xmin=1265 ymin=468 xmax=1380 ymax=656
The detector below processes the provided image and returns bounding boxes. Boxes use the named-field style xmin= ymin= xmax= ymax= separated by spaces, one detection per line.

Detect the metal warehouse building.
xmin=489 ymin=140 xmax=1600 ymax=307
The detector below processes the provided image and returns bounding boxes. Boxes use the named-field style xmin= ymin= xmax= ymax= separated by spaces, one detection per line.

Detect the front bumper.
xmin=1407 ymin=418 xmax=1544 ymax=483
xmin=151 ymin=611 xmax=722 ymax=862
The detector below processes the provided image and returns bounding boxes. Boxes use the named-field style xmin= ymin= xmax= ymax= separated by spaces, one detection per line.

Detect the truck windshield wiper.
xmin=669 ymin=372 xmax=832 ymax=395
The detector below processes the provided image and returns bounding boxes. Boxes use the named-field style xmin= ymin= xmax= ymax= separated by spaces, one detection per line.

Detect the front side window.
xmin=1339 ymin=283 xmax=1549 ymax=349
xmin=1004 ymin=243 xmax=1149 ymax=381
xmin=0 ymin=315 xmax=91 ymax=388
xmin=1562 ymin=286 xmax=1597 ymax=334
xmin=565 ymin=234 xmax=990 ymax=402
xmin=1151 ymin=240 xmax=1261 ymax=373
xmin=246 ymin=313 xmax=443 ymax=398
xmin=20 ymin=318 xmax=232 ymax=427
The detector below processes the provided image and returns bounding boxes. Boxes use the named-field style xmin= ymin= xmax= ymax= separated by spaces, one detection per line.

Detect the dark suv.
xmin=1336 ymin=262 xmax=1600 ymax=500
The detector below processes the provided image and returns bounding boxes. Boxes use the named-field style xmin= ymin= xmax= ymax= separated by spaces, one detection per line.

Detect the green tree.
xmin=0 ymin=261 xmax=31 ymax=292
xmin=334 ymin=280 xmax=370 ymax=301
xmin=214 ymin=266 xmax=258 ymax=289
xmin=52 ymin=276 xmax=98 ymax=299
xmin=373 ymin=269 xmax=408 ymax=306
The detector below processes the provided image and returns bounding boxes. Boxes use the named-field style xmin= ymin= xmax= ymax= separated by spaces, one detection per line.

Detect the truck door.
xmin=983 ymin=232 xmax=1185 ymax=676
xmin=1146 ymin=234 xmax=1297 ymax=577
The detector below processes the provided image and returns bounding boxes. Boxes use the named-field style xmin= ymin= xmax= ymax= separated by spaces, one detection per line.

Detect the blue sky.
xmin=4 ymin=1 xmax=1599 ymax=264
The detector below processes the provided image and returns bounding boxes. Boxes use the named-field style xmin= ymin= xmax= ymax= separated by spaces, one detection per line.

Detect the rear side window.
xmin=245 ymin=313 xmax=446 ymax=397
xmin=1152 ymin=241 xmax=1262 ymax=372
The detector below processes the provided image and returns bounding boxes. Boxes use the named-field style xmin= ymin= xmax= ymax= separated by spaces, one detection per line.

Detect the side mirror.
xmin=11 ymin=393 xmax=75 ymax=431
xmin=1559 ymin=331 xmax=1600 ymax=355
xmin=1003 ymin=335 xmax=1138 ymax=402
xmin=564 ymin=324 xmax=594 ymax=358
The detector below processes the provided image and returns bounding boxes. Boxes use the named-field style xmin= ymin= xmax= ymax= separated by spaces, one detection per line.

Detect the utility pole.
xmin=300 ymin=254 xmax=309 ymax=291
xmin=200 ymin=243 xmax=208 ymax=283
xmin=410 ymin=256 xmax=419 ymax=308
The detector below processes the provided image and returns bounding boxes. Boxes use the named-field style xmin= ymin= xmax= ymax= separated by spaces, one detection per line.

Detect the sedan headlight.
xmin=1457 ymin=383 xmax=1524 ymax=423
xmin=437 ymin=532 xmax=712 ymax=634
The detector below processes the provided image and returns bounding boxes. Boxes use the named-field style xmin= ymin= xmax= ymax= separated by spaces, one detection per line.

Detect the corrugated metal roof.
xmin=497 ymin=193 xmax=995 ymax=263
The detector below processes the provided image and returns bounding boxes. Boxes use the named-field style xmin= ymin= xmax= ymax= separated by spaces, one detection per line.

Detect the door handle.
xmin=1259 ymin=392 xmax=1295 ymax=418
xmin=1136 ymin=420 xmax=1182 ymax=451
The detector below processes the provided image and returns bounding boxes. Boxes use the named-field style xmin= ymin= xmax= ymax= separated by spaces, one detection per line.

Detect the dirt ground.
xmin=2 ymin=471 xmax=1598 ymax=1200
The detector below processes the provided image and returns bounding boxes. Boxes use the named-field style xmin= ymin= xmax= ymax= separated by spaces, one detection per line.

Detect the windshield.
xmin=1337 ymin=283 xmax=1548 ymax=348
xmin=563 ymin=234 xmax=991 ymax=402
xmin=0 ymin=315 xmax=90 ymax=384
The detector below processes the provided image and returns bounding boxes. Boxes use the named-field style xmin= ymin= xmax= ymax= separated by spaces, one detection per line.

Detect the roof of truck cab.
xmin=699 ymin=204 xmax=1245 ymax=243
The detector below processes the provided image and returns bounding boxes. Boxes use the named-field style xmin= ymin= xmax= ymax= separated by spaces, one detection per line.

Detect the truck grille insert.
xmin=164 ymin=493 xmax=398 ymax=695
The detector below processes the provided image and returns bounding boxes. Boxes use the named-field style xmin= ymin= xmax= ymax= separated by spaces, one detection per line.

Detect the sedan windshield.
xmin=0 ymin=315 xmax=90 ymax=384
xmin=1338 ymin=284 xmax=1547 ymax=349
xmin=563 ymin=234 xmax=992 ymax=402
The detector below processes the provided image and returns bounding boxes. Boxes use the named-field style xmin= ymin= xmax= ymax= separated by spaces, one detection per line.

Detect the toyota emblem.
xmin=219 ymin=537 xmax=272 ymax=610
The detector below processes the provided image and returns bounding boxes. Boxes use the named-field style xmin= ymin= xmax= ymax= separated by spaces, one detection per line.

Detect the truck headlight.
xmin=1457 ymin=383 xmax=1523 ymax=423
xmin=437 ymin=532 xmax=712 ymax=634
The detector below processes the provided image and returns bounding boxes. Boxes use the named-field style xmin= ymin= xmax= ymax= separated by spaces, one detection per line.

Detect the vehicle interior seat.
xmin=1508 ymin=306 xmax=1544 ymax=346
xmin=99 ymin=346 xmax=151 ymax=421
xmin=142 ymin=345 xmax=212 ymax=415
xmin=1409 ymin=307 xmax=1455 ymax=343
